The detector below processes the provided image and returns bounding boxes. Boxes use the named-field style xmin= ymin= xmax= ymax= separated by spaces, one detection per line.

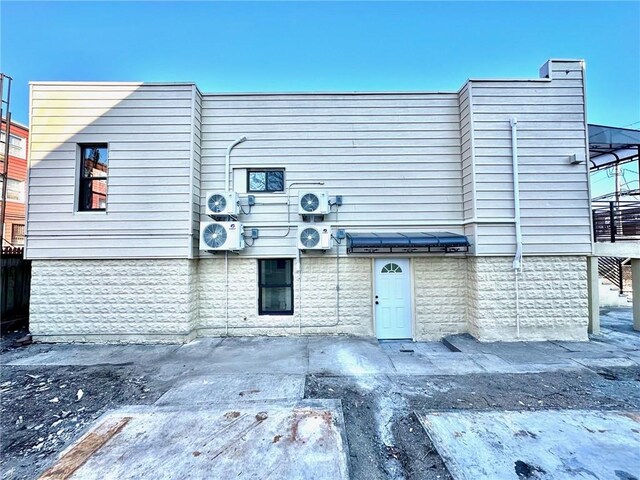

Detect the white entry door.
xmin=374 ymin=258 xmax=412 ymax=339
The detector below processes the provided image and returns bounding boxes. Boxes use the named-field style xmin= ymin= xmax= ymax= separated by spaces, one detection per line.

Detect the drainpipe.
xmin=297 ymin=248 xmax=302 ymax=335
xmin=223 ymin=137 xmax=245 ymax=336
xmin=225 ymin=250 xmax=229 ymax=336
xmin=510 ymin=117 xmax=523 ymax=338
xmin=335 ymin=207 xmax=340 ymax=333
xmin=225 ymin=137 xmax=247 ymax=191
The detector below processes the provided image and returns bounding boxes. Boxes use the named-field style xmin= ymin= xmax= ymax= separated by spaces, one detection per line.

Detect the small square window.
xmin=258 ymin=259 xmax=294 ymax=315
xmin=248 ymin=169 xmax=284 ymax=192
xmin=78 ymin=144 xmax=108 ymax=211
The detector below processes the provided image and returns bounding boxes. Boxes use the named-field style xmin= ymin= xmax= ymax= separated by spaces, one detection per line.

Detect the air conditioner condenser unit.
xmin=297 ymin=225 xmax=333 ymax=251
xmin=200 ymin=221 xmax=244 ymax=251
xmin=205 ymin=191 xmax=239 ymax=217
xmin=298 ymin=191 xmax=330 ymax=216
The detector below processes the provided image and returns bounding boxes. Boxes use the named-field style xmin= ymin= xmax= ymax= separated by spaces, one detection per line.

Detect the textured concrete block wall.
xmin=300 ymin=256 xmax=372 ymax=336
xmin=30 ymin=255 xmax=589 ymax=343
xmin=30 ymin=259 xmax=198 ymax=343
xmin=197 ymin=256 xmax=373 ymax=336
xmin=413 ymin=257 xmax=467 ymax=340
xmin=198 ymin=258 xmax=299 ymax=336
xmin=467 ymin=256 xmax=589 ymax=341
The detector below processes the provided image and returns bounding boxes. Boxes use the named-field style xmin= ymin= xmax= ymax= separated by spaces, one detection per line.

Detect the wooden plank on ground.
xmin=38 ymin=416 xmax=131 ymax=480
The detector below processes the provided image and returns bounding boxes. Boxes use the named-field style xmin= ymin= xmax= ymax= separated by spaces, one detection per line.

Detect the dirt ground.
xmin=1 ymin=332 xmax=639 ymax=479
xmin=0 ymin=334 xmax=170 ymax=480
xmin=304 ymin=368 xmax=640 ymax=480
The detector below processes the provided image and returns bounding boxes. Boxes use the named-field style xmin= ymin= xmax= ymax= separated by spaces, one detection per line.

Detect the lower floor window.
xmin=11 ymin=224 xmax=25 ymax=245
xmin=258 ymin=259 xmax=294 ymax=315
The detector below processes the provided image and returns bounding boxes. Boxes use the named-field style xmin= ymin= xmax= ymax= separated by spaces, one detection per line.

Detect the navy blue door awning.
xmin=346 ymin=232 xmax=469 ymax=254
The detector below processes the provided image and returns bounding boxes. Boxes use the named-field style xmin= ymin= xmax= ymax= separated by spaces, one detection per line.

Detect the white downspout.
xmin=224 ymin=137 xmax=245 ymax=336
xmin=225 ymin=250 xmax=229 ymax=336
xmin=297 ymin=248 xmax=302 ymax=335
xmin=225 ymin=137 xmax=247 ymax=191
xmin=510 ymin=117 xmax=523 ymax=338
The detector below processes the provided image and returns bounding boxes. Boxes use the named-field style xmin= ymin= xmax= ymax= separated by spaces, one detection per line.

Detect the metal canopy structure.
xmin=589 ymin=123 xmax=640 ymax=172
xmin=346 ymin=232 xmax=469 ymax=254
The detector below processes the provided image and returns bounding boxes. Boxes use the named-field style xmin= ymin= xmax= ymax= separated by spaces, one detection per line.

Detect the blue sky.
xmin=2 ymin=1 xmax=639 ymax=127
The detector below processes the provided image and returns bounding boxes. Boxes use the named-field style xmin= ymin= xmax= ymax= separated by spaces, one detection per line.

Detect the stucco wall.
xmin=30 ymin=259 xmax=198 ymax=343
xmin=467 ymin=256 xmax=589 ymax=341
xmin=413 ymin=257 xmax=467 ymax=340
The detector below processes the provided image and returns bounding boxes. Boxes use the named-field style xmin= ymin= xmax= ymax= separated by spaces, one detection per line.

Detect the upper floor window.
xmin=0 ymin=131 xmax=26 ymax=159
xmin=78 ymin=144 xmax=108 ymax=211
xmin=248 ymin=169 xmax=285 ymax=193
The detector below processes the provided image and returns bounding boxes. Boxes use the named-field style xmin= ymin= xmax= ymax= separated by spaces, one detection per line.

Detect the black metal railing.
xmin=592 ymin=201 xmax=640 ymax=242
xmin=597 ymin=256 xmax=629 ymax=294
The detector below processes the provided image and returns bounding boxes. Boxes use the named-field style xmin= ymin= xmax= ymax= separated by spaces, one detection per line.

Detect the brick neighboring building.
xmin=1 ymin=119 xmax=29 ymax=247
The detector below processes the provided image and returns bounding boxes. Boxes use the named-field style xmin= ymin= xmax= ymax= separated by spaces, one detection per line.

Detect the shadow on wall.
xmin=27 ymin=82 xmax=199 ymax=260
xmin=27 ymin=83 xmax=202 ymax=341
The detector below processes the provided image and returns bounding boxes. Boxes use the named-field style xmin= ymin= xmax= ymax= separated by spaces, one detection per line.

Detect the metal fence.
xmin=1 ymin=246 xmax=30 ymax=331
xmin=592 ymin=201 xmax=640 ymax=242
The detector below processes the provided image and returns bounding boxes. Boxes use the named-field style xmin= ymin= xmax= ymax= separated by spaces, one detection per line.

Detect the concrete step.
xmin=442 ymin=333 xmax=476 ymax=352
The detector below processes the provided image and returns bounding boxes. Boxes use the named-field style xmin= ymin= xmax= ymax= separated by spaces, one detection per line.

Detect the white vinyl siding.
xmin=199 ymin=93 xmax=464 ymax=258
xmin=26 ymin=83 xmax=197 ymax=259
xmin=25 ymin=60 xmax=591 ymax=260
xmin=190 ymin=87 xmax=203 ymax=258
xmin=470 ymin=60 xmax=591 ymax=256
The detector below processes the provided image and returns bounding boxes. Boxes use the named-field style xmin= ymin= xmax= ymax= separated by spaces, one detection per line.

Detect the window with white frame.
xmin=0 ymin=131 xmax=26 ymax=159
xmin=0 ymin=178 xmax=25 ymax=202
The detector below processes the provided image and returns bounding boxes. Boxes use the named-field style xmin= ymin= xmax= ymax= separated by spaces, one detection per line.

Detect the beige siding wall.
xmin=469 ymin=60 xmax=592 ymax=255
xmin=459 ymin=83 xmax=477 ymax=254
xmin=459 ymin=83 xmax=474 ymax=222
xmin=198 ymin=93 xmax=464 ymax=258
xmin=26 ymin=60 xmax=591 ymax=261
xmin=191 ymin=88 xmax=203 ymax=257
xmin=26 ymin=83 xmax=197 ymax=259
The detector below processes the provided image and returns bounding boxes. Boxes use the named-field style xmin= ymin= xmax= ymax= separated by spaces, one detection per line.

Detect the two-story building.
xmin=25 ymin=59 xmax=593 ymax=343
xmin=1 ymin=119 xmax=29 ymax=247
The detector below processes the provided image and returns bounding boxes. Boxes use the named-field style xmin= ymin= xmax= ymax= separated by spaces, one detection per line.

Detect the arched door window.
xmin=381 ymin=263 xmax=403 ymax=274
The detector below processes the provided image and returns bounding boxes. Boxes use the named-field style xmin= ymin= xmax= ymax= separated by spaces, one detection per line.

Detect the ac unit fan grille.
xmin=203 ymin=223 xmax=228 ymax=248
xmin=208 ymin=194 xmax=227 ymax=213
xmin=300 ymin=228 xmax=320 ymax=248
xmin=300 ymin=193 xmax=320 ymax=213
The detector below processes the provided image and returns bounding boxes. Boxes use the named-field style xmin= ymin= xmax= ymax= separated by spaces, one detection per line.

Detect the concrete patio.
xmin=2 ymin=308 xmax=639 ymax=480
xmin=4 ymin=308 xmax=639 ymax=377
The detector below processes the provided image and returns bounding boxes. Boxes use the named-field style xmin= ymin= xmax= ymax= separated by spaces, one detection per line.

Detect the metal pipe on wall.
xmin=335 ymin=207 xmax=340 ymax=332
xmin=225 ymin=250 xmax=229 ymax=336
xmin=510 ymin=117 xmax=523 ymax=338
xmin=225 ymin=136 xmax=246 ymax=192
